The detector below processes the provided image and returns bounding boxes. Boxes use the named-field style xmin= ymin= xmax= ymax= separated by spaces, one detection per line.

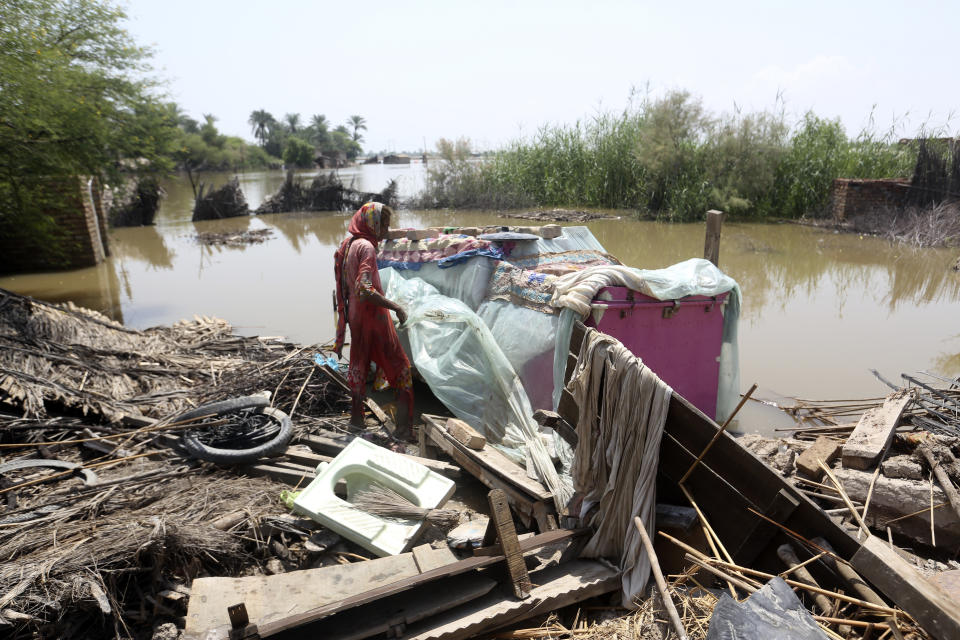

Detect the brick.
xmin=795 ymin=436 xmax=842 ymax=479
xmin=539 ymin=224 xmax=562 ymax=239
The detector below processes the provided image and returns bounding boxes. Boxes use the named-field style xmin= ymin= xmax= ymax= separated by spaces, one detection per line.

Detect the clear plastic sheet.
xmin=380 ymin=269 xmax=571 ymax=506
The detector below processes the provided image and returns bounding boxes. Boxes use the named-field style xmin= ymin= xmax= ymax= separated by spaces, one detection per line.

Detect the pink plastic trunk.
xmin=585 ymin=287 xmax=728 ymax=418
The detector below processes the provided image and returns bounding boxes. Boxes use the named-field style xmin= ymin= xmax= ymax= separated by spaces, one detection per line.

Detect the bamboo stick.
xmin=679 ymin=383 xmax=757 ymax=484
xmin=819 ymin=461 xmax=870 ymax=538
xmin=683 ymin=554 xmax=756 ymax=595
xmin=634 ymin=517 xmax=688 ymax=640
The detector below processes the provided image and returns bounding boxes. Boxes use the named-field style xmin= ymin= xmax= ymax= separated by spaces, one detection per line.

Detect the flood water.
xmin=3 ymin=164 xmax=958 ymax=433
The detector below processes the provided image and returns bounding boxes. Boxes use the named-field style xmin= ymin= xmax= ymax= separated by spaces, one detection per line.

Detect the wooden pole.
xmin=634 ymin=517 xmax=688 ymax=640
xmin=704 ymin=209 xmax=725 ymax=267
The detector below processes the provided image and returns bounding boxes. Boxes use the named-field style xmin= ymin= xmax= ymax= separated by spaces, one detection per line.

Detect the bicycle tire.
xmin=181 ymin=406 xmax=292 ymax=464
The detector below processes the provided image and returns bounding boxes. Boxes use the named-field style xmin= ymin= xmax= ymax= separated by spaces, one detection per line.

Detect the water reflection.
xmin=1 ymin=167 xmax=957 ymax=426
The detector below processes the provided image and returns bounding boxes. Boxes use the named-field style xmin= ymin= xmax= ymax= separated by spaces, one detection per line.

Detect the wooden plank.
xmin=281 ymin=447 xmax=332 ymax=468
xmin=487 ymin=489 xmax=532 ymax=599
xmin=851 ymin=535 xmax=960 ymax=640
xmin=402 ymin=560 xmax=620 ymax=640
xmin=842 ymin=390 xmax=912 ymax=470
xmin=732 ymin=488 xmax=800 ymax=565
xmin=184 ymin=546 xmax=459 ymax=637
xmin=412 ymin=544 xmax=453 ymax=574
xmin=296 ymin=433 xmax=460 ymax=478
xmin=422 ymin=415 xmax=551 ymax=502
xmin=256 ymin=528 xmax=587 ymax=637
xmin=446 ymin=418 xmax=486 ymax=450
xmin=243 ymin=464 xmax=316 ymax=486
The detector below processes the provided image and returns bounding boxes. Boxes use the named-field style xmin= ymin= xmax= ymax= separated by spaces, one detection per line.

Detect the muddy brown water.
xmin=2 ymin=166 xmax=958 ymax=434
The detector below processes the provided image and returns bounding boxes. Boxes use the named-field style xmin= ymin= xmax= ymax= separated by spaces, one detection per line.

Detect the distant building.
xmin=383 ymin=154 xmax=411 ymax=165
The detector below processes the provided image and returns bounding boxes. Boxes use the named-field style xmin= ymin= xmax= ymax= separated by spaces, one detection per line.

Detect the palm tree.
xmin=310 ymin=114 xmax=329 ymax=147
xmin=248 ymin=109 xmax=273 ymax=147
xmin=284 ymin=113 xmax=301 ymax=134
xmin=348 ymin=115 xmax=367 ymax=143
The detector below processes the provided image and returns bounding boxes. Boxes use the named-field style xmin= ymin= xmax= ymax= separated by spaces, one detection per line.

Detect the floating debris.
xmin=195 ymin=228 xmax=274 ymax=246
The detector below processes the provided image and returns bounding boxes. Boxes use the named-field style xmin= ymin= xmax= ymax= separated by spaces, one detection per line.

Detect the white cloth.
xmin=568 ymin=328 xmax=672 ymax=607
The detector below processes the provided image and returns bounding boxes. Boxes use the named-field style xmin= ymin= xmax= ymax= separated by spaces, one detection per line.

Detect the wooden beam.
xmin=842 ymin=391 xmax=912 ymax=470
xmin=851 ymin=535 xmax=960 ymax=640
xmin=703 ymin=209 xmax=724 ymax=267
xmin=732 ymin=489 xmax=800 ymax=565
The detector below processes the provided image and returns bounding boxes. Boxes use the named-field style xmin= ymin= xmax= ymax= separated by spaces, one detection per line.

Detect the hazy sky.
xmin=126 ymin=0 xmax=958 ymax=153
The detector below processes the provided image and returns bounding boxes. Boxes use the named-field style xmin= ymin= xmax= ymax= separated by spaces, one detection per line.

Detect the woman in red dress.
xmin=334 ymin=202 xmax=414 ymax=438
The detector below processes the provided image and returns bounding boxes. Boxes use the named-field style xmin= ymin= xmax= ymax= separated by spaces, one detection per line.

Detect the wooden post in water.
xmin=704 ymin=209 xmax=724 ymax=267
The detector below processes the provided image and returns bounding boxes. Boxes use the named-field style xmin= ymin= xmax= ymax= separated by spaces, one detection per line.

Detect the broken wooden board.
xmin=302 ymin=573 xmax=498 ymax=640
xmin=446 ymin=418 xmax=486 ymax=450
xmin=487 ymin=489 xmax=532 ymax=599
xmin=183 ymin=546 xmax=459 ymax=639
xmin=842 ymin=391 xmax=912 ymax=470
xmin=851 ymin=534 xmax=960 ymax=640
xmin=256 ymin=528 xmax=587 ymax=637
xmin=402 ymin=560 xmax=620 ymax=640
xmin=795 ymin=436 xmax=842 ymax=479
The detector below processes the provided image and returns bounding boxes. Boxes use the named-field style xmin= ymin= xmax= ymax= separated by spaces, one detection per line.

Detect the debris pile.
xmin=192 ymin=178 xmax=249 ymax=222
xmin=500 ymin=209 xmax=618 ymax=223
xmin=195 ymin=228 xmax=274 ymax=246
xmin=1 ymin=285 xmax=957 ymax=640
xmin=254 ymin=171 xmax=398 ymax=215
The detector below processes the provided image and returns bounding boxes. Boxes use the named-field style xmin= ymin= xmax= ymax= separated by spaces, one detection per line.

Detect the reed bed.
xmin=414 ymin=92 xmax=917 ymax=222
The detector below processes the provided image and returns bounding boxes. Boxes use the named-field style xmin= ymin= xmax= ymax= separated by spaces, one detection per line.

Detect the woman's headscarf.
xmin=334 ymin=202 xmax=385 ymax=356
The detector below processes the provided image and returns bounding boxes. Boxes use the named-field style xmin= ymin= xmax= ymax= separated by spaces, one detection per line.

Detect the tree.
xmin=283 ymin=137 xmax=314 ymax=168
xmin=348 ymin=115 xmax=367 ymax=143
xmin=309 ymin=114 xmax=329 ymax=147
xmin=0 ymin=0 xmax=175 ymax=266
xmin=331 ymin=126 xmax=362 ymax=160
xmin=248 ymin=109 xmax=274 ymax=146
xmin=284 ymin=113 xmax=301 ymax=134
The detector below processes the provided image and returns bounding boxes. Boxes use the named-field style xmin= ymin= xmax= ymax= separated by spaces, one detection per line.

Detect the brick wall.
xmin=0 ymin=176 xmax=109 ymax=274
xmin=831 ymin=178 xmax=910 ymax=221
